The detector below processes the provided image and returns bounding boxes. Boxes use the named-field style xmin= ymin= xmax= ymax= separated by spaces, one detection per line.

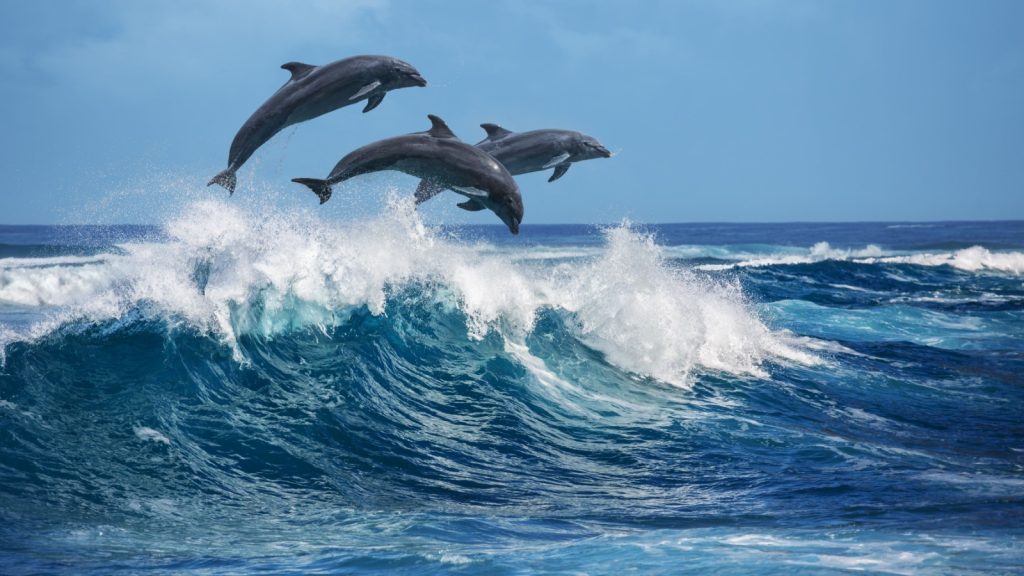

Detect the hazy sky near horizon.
xmin=1 ymin=0 xmax=1022 ymax=225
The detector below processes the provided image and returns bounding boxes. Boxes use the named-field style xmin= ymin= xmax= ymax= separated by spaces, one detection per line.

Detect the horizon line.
xmin=2 ymin=219 xmax=1024 ymax=228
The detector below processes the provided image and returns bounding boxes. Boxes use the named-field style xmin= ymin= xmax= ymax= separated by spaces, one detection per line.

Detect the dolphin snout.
xmin=596 ymin=145 xmax=612 ymax=158
xmin=410 ymin=73 xmax=427 ymax=87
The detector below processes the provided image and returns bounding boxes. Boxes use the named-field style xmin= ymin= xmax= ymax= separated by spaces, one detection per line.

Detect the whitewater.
xmin=1 ymin=193 xmax=1022 ymax=574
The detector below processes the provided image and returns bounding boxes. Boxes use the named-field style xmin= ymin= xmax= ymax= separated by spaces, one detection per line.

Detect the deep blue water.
xmin=1 ymin=206 xmax=1022 ymax=574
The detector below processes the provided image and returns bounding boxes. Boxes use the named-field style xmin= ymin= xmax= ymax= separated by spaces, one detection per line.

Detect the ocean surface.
xmin=1 ymin=201 xmax=1022 ymax=574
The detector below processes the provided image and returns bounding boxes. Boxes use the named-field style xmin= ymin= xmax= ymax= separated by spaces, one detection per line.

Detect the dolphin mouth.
xmin=597 ymin=146 xmax=612 ymax=158
xmin=508 ymin=220 xmax=521 ymax=235
xmin=410 ymin=73 xmax=427 ymax=87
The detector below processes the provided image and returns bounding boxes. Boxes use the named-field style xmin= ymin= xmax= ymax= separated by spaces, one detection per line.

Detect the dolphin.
xmin=292 ymin=115 xmax=524 ymax=234
xmin=414 ymin=124 xmax=611 ymax=204
xmin=209 ymin=55 xmax=427 ymax=194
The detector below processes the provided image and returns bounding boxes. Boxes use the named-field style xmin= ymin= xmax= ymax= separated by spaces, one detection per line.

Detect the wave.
xmin=696 ymin=241 xmax=1024 ymax=275
xmin=865 ymin=247 xmax=1024 ymax=275
xmin=0 ymin=243 xmax=108 ymax=260
xmin=0 ymin=197 xmax=813 ymax=386
xmin=3 ymin=202 xmax=1022 ymax=573
xmin=695 ymin=242 xmax=886 ymax=270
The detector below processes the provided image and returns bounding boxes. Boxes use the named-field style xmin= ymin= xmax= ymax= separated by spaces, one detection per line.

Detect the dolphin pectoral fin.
xmin=549 ymin=163 xmax=571 ymax=182
xmin=414 ymin=179 xmax=445 ymax=204
xmin=542 ymin=152 xmax=571 ymax=169
xmin=363 ymin=93 xmax=385 ymax=113
xmin=350 ymin=80 xmax=382 ymax=101
xmin=291 ymin=178 xmax=333 ymax=204
xmin=456 ymin=199 xmax=487 ymax=212
xmin=281 ymin=62 xmax=316 ymax=81
xmin=208 ymin=168 xmax=237 ymax=195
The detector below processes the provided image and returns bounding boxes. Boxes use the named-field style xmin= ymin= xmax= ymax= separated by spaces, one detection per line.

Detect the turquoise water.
xmin=1 ymin=202 xmax=1022 ymax=574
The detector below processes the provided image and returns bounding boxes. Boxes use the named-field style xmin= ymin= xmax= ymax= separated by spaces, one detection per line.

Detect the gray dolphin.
xmin=414 ymin=124 xmax=611 ymax=204
xmin=292 ymin=115 xmax=524 ymax=234
xmin=209 ymin=55 xmax=427 ymax=194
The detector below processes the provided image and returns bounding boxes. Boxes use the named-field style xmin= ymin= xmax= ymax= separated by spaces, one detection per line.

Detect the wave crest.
xmin=867 ymin=246 xmax=1024 ymax=275
xmin=0 ymin=197 xmax=811 ymax=385
xmin=698 ymin=241 xmax=1023 ymax=275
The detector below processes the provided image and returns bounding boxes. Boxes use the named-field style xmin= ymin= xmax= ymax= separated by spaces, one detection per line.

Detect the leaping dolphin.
xmin=292 ymin=115 xmax=524 ymax=235
xmin=209 ymin=55 xmax=427 ymax=194
xmin=414 ymin=124 xmax=611 ymax=204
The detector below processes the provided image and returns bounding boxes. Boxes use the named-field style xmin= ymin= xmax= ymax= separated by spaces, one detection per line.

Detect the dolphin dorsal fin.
xmin=480 ymin=123 xmax=513 ymax=140
xmin=426 ymin=115 xmax=458 ymax=139
xmin=281 ymin=62 xmax=316 ymax=81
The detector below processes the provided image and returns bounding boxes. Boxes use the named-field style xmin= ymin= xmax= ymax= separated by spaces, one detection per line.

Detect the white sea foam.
xmin=0 ymin=261 xmax=118 ymax=307
xmin=0 ymin=255 xmax=110 ymax=268
xmin=0 ymin=195 xmax=816 ymax=387
xmin=551 ymin=227 xmax=818 ymax=384
xmin=696 ymin=241 xmax=1024 ymax=275
xmin=477 ymin=245 xmax=602 ymax=261
xmin=865 ymin=246 xmax=1024 ymax=275
xmin=720 ymin=532 xmax=941 ymax=575
xmin=697 ymin=242 xmax=886 ymax=270
xmin=133 ymin=426 xmax=171 ymax=445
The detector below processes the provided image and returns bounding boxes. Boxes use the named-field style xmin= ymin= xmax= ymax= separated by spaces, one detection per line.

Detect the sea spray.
xmin=0 ymin=195 xmax=808 ymax=384
xmin=558 ymin=226 xmax=822 ymax=385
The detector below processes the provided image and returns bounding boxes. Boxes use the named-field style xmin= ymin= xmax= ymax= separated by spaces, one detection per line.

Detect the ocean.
xmin=1 ymin=200 xmax=1022 ymax=574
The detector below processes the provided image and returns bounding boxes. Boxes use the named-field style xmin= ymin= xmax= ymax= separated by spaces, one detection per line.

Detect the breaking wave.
xmin=0 ymin=197 xmax=812 ymax=386
xmin=696 ymin=241 xmax=1024 ymax=275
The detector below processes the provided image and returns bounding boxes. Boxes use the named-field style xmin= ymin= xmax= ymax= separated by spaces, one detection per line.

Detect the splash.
xmin=0 ymin=195 xmax=811 ymax=385
xmin=552 ymin=226 xmax=816 ymax=383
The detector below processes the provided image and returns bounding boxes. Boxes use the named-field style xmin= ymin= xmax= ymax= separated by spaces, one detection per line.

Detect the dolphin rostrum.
xmin=414 ymin=124 xmax=611 ymax=204
xmin=292 ymin=115 xmax=524 ymax=234
xmin=209 ymin=55 xmax=427 ymax=194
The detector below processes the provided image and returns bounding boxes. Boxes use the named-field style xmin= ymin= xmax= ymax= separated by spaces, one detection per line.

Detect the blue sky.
xmin=0 ymin=0 xmax=1021 ymax=225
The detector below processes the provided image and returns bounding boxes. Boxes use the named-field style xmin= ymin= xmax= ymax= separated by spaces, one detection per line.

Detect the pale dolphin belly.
xmin=285 ymin=86 xmax=365 ymax=126
xmin=488 ymin=144 xmax=568 ymax=175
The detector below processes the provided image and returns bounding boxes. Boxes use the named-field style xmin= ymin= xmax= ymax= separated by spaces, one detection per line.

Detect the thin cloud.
xmin=4 ymin=0 xmax=391 ymax=97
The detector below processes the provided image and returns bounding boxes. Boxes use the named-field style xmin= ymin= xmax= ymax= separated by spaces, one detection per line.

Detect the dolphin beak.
xmin=509 ymin=220 xmax=520 ymax=235
xmin=410 ymin=73 xmax=427 ymax=87
xmin=597 ymin=145 xmax=612 ymax=158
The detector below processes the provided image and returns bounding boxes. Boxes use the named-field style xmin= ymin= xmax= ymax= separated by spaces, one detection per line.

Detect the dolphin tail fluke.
xmin=208 ymin=168 xmax=237 ymax=195
xmin=292 ymin=178 xmax=333 ymax=204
